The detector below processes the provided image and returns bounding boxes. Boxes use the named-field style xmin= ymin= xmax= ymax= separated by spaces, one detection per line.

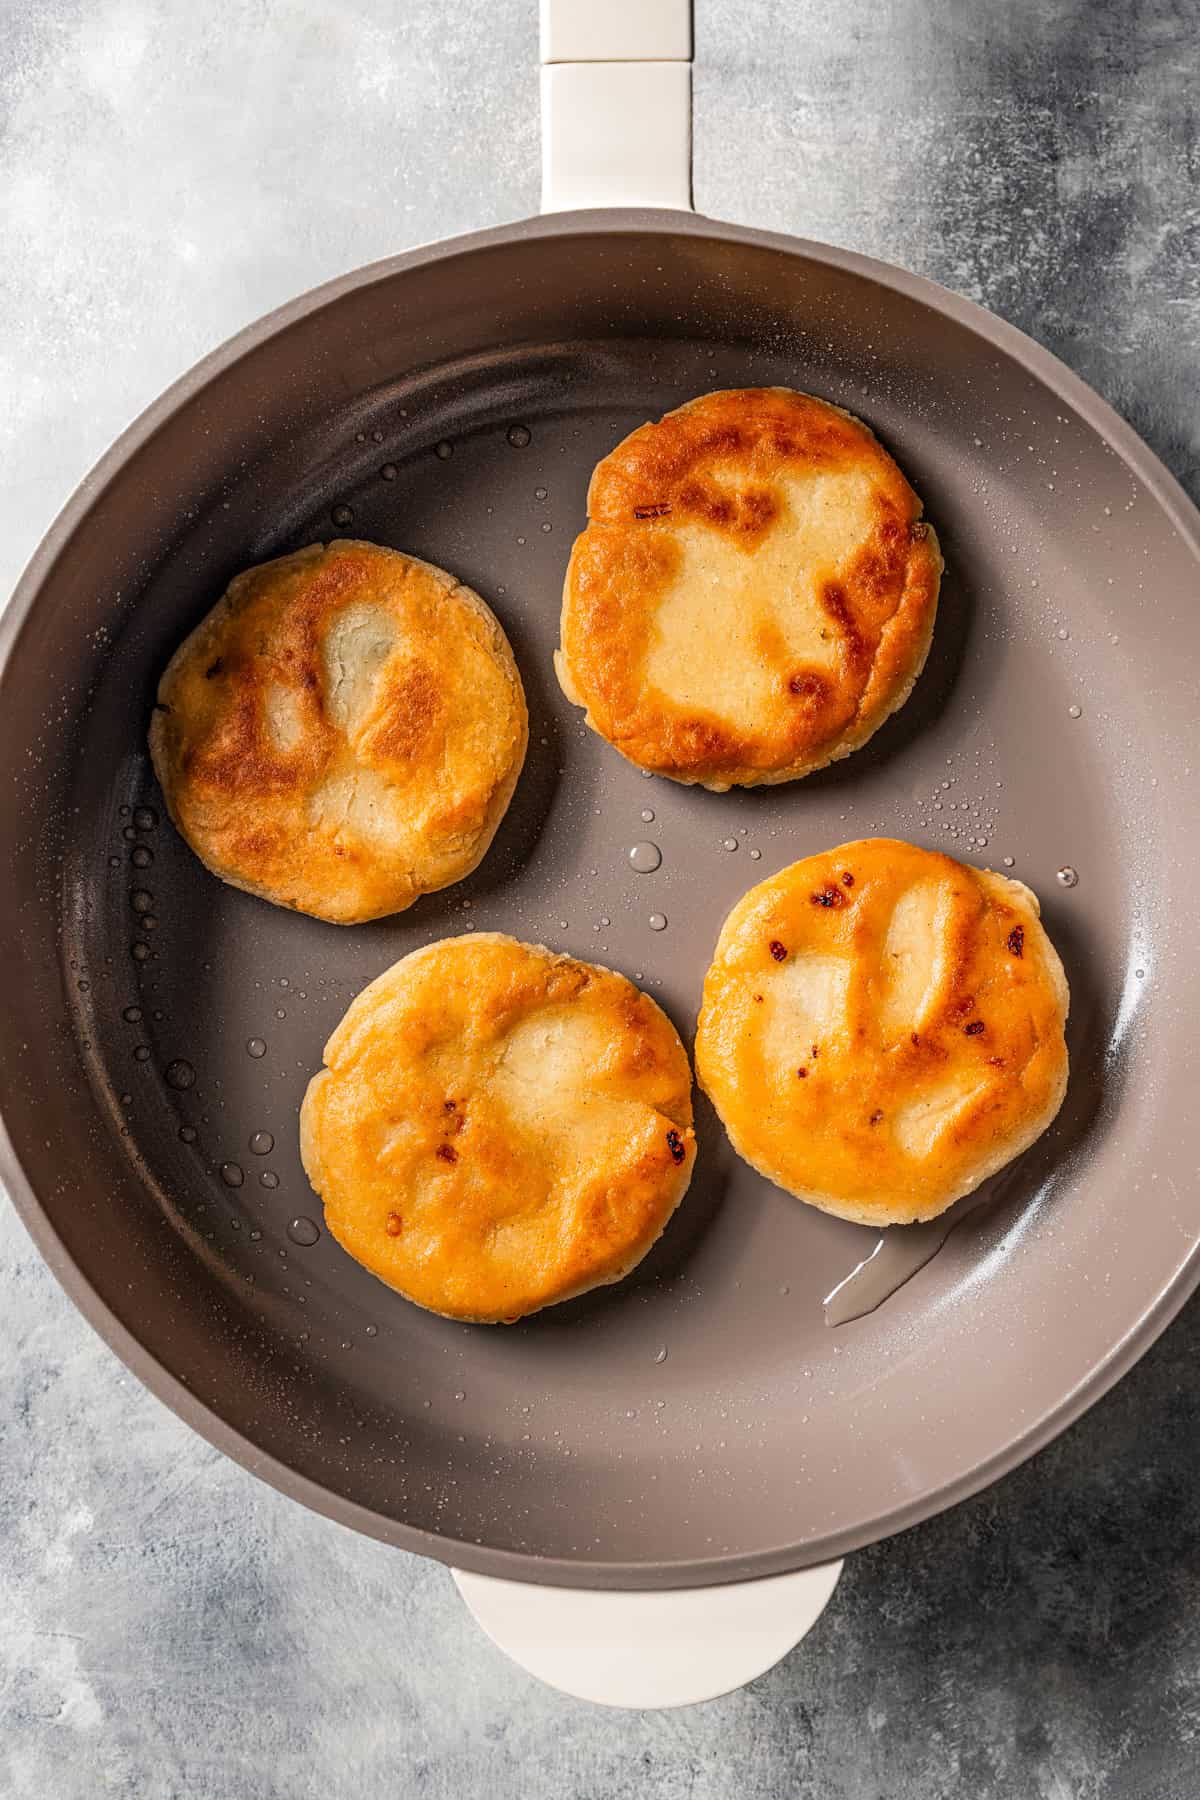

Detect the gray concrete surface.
xmin=3 ymin=2 xmax=1199 ymax=1794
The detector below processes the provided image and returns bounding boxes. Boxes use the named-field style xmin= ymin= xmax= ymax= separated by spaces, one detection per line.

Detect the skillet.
xmin=3 ymin=0 xmax=1199 ymax=1702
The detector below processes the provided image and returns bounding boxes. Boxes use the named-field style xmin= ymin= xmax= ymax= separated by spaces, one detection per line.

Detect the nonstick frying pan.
xmin=4 ymin=0 xmax=1200 ymax=1706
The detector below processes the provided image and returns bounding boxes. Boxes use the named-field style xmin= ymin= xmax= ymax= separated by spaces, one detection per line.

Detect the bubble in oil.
xmin=540 ymin=522 xmax=552 ymax=533
xmin=434 ymin=440 xmax=454 ymax=461
xmin=629 ymin=842 xmax=662 ymax=873
xmin=122 ymin=1005 xmax=142 ymax=1023
xmin=246 ymin=1038 xmax=267 ymax=1059
xmin=380 ymin=463 xmax=398 ymax=481
xmin=131 ymin=845 xmax=153 ymax=869
xmin=260 ymin=1170 xmax=280 ymax=1190
xmin=365 ymin=1324 xmax=378 ymax=1338
xmin=648 ymin=913 xmax=668 ymax=932
xmin=122 ymin=826 xmax=136 ymax=842
xmin=133 ymin=807 xmax=157 ymax=831
xmin=108 ymin=855 xmax=121 ymax=868
xmin=640 ymin=808 xmax=655 ymax=823
xmin=1056 ymin=866 xmax=1079 ymax=888
xmin=1068 ymin=704 xmax=1082 ymax=719
xmin=131 ymin=942 xmax=150 ymax=962
xmin=133 ymin=1045 xmax=151 ymax=1063
xmin=130 ymin=890 xmax=154 ymax=914
xmin=653 ymin=1346 xmax=668 ymax=1364
xmin=749 ymin=848 xmax=762 ymax=860
xmin=287 ymin=1216 xmax=320 ymax=1247
xmin=179 ymin=1125 xmax=197 ymax=1143
xmin=506 ymin=424 xmax=531 ymax=448
xmin=249 ymin=1130 xmax=274 ymax=1155
xmin=722 ymin=838 xmax=738 ymax=852
xmin=220 ymin=1161 xmax=245 ymax=1188
xmin=331 ymin=503 xmax=354 ymax=527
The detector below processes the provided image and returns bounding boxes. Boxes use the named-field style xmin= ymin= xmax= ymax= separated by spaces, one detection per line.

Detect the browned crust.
xmin=299 ymin=935 xmax=696 ymax=1323
xmin=696 ymin=840 xmax=1070 ymax=1224
xmin=557 ymin=388 xmax=943 ymax=790
xmin=149 ymin=540 xmax=528 ymax=923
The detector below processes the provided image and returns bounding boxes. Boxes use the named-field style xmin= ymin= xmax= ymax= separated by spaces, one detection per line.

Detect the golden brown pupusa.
xmin=695 ymin=840 xmax=1069 ymax=1224
xmin=149 ymin=540 xmax=528 ymax=923
xmin=299 ymin=935 xmax=697 ymax=1323
xmin=556 ymin=387 xmax=943 ymax=790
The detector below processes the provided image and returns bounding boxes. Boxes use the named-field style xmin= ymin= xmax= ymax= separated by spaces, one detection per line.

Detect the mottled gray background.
xmin=3 ymin=2 xmax=1199 ymax=1795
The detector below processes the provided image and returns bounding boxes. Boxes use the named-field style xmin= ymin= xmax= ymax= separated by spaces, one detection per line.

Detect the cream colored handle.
xmin=452 ymin=1559 xmax=844 ymax=1708
xmin=539 ymin=0 xmax=693 ymax=213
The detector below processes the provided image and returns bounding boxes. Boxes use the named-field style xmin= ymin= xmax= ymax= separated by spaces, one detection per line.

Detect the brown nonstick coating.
xmin=2 ymin=213 xmax=1199 ymax=1590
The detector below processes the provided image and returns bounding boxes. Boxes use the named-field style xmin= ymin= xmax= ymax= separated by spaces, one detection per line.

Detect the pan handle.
xmin=451 ymin=1557 xmax=844 ymax=1708
xmin=539 ymin=0 xmax=693 ymax=213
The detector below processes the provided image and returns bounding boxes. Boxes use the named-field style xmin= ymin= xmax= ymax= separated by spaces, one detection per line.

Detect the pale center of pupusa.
xmin=641 ymin=466 xmax=878 ymax=720
xmin=758 ymin=875 xmax=987 ymax=1160
xmin=494 ymin=1006 xmax=660 ymax=1175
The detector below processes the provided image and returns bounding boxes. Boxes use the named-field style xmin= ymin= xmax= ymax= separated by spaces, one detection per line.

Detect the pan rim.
xmin=4 ymin=207 xmax=1200 ymax=1590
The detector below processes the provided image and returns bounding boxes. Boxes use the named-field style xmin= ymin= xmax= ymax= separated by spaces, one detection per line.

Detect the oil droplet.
xmin=331 ymin=503 xmax=354 ymax=526
xmin=434 ymin=440 xmax=453 ymax=461
xmin=130 ymin=890 xmax=154 ymax=913
xmin=506 ymin=424 xmax=531 ymax=448
xmin=380 ymin=463 xmax=398 ymax=480
xmin=260 ymin=1170 xmax=280 ymax=1190
xmin=122 ymin=1005 xmax=142 ymax=1023
xmin=164 ymin=1058 xmax=195 ymax=1090
xmin=653 ymin=1346 xmax=668 ymax=1364
xmin=131 ymin=845 xmax=153 ymax=868
xmin=133 ymin=807 xmax=157 ymax=831
xmin=287 ymin=1216 xmax=320 ymax=1247
xmin=1057 ymin=866 xmax=1079 ymax=888
xmin=179 ymin=1124 xmax=197 ymax=1143
xmin=722 ymin=837 xmax=738 ymax=852
xmin=640 ymin=808 xmax=655 ymax=823
xmin=249 ymin=1130 xmax=274 ymax=1155
xmin=629 ymin=841 xmax=662 ymax=873
xmin=131 ymin=942 xmax=150 ymax=961
xmin=1068 ymin=704 xmax=1082 ymax=719
xmin=648 ymin=913 xmax=668 ymax=931
xmin=220 ymin=1162 xmax=245 ymax=1188
xmin=246 ymin=1038 xmax=267 ymax=1059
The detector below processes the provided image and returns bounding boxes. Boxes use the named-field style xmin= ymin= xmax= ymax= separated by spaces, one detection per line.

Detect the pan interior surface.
xmin=2 ymin=220 xmax=1196 ymax=1587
